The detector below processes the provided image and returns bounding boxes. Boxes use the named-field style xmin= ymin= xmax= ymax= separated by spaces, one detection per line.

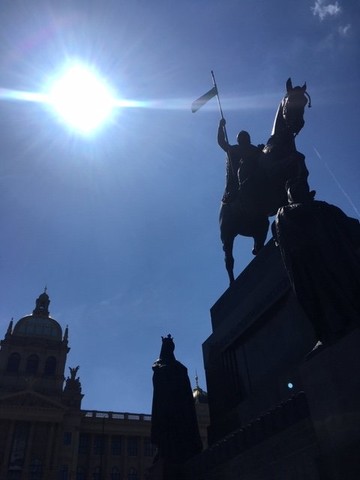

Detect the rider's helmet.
xmin=237 ymin=130 xmax=251 ymax=145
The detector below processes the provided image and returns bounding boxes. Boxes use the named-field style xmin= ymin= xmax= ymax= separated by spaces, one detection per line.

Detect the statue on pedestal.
xmin=218 ymin=78 xmax=311 ymax=284
xmin=151 ymin=335 xmax=202 ymax=464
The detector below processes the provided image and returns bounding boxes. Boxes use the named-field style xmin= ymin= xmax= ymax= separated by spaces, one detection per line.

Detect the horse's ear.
xmin=286 ymin=78 xmax=293 ymax=92
xmin=302 ymin=82 xmax=307 ymax=91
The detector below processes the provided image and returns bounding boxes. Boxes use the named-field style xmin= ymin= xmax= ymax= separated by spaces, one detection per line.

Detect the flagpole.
xmin=211 ymin=70 xmax=225 ymax=121
xmin=211 ymin=70 xmax=235 ymax=178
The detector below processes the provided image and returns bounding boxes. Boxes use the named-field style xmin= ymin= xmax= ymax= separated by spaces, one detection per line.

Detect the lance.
xmin=211 ymin=71 xmax=236 ymax=179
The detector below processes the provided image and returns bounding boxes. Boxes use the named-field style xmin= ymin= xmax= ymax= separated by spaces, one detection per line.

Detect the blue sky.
xmin=0 ymin=0 xmax=359 ymax=413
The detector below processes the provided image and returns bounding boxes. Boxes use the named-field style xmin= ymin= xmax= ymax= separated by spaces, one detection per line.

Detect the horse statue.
xmin=219 ymin=78 xmax=312 ymax=284
xmin=260 ymin=78 xmax=312 ymax=214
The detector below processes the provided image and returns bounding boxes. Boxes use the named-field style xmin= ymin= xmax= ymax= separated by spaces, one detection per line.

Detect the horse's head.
xmin=281 ymin=78 xmax=311 ymax=136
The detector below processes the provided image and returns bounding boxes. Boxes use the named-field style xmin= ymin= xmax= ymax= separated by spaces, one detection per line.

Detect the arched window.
xmin=6 ymin=352 xmax=20 ymax=373
xmin=111 ymin=467 xmax=121 ymax=480
xmin=128 ymin=468 xmax=138 ymax=480
xmin=26 ymin=355 xmax=39 ymax=375
xmin=44 ymin=356 xmax=56 ymax=375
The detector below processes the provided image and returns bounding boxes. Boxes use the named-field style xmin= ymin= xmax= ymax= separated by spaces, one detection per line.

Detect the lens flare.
xmin=48 ymin=64 xmax=116 ymax=134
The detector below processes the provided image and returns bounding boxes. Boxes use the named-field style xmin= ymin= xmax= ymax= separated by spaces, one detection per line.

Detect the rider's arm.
xmin=217 ymin=119 xmax=228 ymax=152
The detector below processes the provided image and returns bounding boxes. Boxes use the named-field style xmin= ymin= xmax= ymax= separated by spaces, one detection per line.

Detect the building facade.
xmin=0 ymin=291 xmax=209 ymax=480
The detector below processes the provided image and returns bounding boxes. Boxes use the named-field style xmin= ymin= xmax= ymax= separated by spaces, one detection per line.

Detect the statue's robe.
xmin=151 ymin=356 xmax=202 ymax=463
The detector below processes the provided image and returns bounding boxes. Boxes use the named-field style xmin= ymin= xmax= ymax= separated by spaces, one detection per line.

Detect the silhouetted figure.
xmin=217 ymin=118 xmax=262 ymax=204
xmin=217 ymin=79 xmax=311 ymax=285
xmin=151 ymin=335 xmax=202 ymax=464
xmin=69 ymin=365 xmax=80 ymax=381
xmin=273 ymin=179 xmax=360 ymax=343
xmin=218 ymin=119 xmax=269 ymax=283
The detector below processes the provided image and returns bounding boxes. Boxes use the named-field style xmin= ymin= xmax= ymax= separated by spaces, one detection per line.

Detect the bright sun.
xmin=48 ymin=64 xmax=116 ymax=134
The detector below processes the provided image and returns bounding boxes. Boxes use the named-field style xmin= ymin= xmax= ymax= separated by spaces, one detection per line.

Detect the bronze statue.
xmin=273 ymin=178 xmax=360 ymax=344
xmin=217 ymin=119 xmax=263 ymax=205
xmin=261 ymin=78 xmax=311 ymax=215
xmin=218 ymin=118 xmax=269 ymax=283
xmin=69 ymin=365 xmax=80 ymax=380
xmin=218 ymin=78 xmax=311 ymax=284
xmin=151 ymin=335 xmax=202 ymax=464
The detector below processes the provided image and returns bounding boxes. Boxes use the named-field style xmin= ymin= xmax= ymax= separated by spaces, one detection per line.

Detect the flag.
xmin=191 ymin=86 xmax=217 ymax=113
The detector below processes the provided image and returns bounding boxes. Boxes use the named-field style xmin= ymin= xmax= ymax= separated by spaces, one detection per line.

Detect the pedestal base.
xmin=300 ymin=328 xmax=360 ymax=479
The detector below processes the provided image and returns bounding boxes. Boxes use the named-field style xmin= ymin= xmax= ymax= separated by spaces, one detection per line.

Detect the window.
xmin=127 ymin=437 xmax=138 ymax=456
xmin=93 ymin=435 xmax=104 ymax=455
xmin=44 ymin=356 xmax=56 ymax=375
xmin=111 ymin=435 xmax=122 ymax=455
xmin=7 ymin=472 xmax=21 ymax=480
xmin=58 ymin=464 xmax=68 ymax=480
xmin=78 ymin=434 xmax=90 ymax=454
xmin=76 ymin=467 xmax=85 ymax=480
xmin=26 ymin=354 xmax=39 ymax=375
xmin=10 ymin=422 xmax=29 ymax=468
xmin=6 ymin=352 xmax=20 ymax=373
xmin=29 ymin=459 xmax=43 ymax=480
xmin=144 ymin=437 xmax=155 ymax=457
xmin=128 ymin=468 xmax=138 ymax=480
xmin=93 ymin=466 xmax=101 ymax=480
xmin=111 ymin=467 xmax=121 ymax=480
xmin=63 ymin=432 xmax=72 ymax=445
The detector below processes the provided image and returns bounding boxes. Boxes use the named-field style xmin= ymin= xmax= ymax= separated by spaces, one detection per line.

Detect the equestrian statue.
xmin=218 ymin=78 xmax=312 ymax=283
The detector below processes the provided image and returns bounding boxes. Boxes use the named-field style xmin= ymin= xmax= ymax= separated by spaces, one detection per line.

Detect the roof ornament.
xmin=195 ymin=371 xmax=199 ymax=389
xmin=63 ymin=325 xmax=69 ymax=342
xmin=6 ymin=318 xmax=13 ymax=335
xmin=33 ymin=290 xmax=50 ymax=317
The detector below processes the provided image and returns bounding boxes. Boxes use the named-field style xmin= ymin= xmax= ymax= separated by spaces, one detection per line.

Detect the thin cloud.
xmin=311 ymin=0 xmax=342 ymax=21
xmin=338 ymin=24 xmax=351 ymax=37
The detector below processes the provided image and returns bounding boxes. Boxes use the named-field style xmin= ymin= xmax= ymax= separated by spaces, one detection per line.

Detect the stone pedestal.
xmin=203 ymin=241 xmax=316 ymax=444
xmin=300 ymin=328 xmax=360 ymax=479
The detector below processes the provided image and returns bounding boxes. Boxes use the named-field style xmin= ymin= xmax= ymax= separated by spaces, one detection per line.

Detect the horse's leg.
xmin=252 ymin=217 xmax=270 ymax=255
xmin=220 ymin=203 xmax=237 ymax=284
xmin=222 ymin=237 xmax=235 ymax=284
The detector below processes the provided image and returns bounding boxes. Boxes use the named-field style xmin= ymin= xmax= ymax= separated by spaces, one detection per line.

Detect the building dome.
xmin=12 ymin=291 xmax=62 ymax=341
xmin=193 ymin=376 xmax=208 ymax=404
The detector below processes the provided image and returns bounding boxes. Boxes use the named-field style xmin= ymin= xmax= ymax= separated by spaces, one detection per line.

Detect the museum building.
xmin=0 ymin=291 xmax=209 ymax=480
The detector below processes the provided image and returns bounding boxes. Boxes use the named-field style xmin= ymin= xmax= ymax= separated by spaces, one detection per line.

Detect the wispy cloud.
xmin=338 ymin=24 xmax=351 ymax=37
xmin=311 ymin=0 xmax=342 ymax=21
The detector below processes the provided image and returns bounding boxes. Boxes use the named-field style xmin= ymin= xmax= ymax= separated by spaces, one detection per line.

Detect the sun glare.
xmin=48 ymin=64 xmax=116 ymax=134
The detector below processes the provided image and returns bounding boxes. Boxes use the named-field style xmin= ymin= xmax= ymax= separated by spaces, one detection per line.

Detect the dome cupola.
xmin=12 ymin=290 xmax=62 ymax=341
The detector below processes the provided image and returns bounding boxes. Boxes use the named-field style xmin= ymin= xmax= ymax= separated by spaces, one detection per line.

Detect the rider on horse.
xmin=216 ymin=79 xmax=311 ymax=284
